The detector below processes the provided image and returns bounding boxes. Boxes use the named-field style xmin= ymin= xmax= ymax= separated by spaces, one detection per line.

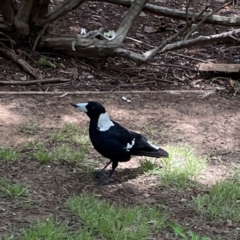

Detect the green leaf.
xmin=169 ymin=222 xmax=187 ymax=239
xmin=104 ymin=30 xmax=115 ymax=38
xmin=38 ymin=57 xmax=56 ymax=68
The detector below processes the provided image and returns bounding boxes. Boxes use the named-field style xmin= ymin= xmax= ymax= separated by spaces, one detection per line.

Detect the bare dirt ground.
xmin=1 ymin=0 xmax=240 ymax=239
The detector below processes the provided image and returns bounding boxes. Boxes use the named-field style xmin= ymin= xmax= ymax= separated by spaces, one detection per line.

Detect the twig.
xmin=169 ymin=52 xmax=207 ymax=63
xmin=0 ymin=78 xmax=71 ymax=85
xmin=0 ymin=31 xmax=15 ymax=49
xmin=32 ymin=23 xmax=49 ymax=50
xmin=185 ymin=1 xmax=232 ymax=40
xmin=73 ymin=59 xmax=114 ymax=78
xmin=148 ymin=63 xmax=198 ymax=72
xmin=126 ymin=37 xmax=156 ymax=48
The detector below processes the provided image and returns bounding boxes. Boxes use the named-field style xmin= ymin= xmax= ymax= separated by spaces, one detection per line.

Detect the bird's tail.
xmin=132 ymin=147 xmax=169 ymax=158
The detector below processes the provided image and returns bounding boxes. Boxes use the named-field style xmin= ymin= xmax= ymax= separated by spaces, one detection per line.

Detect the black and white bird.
xmin=71 ymin=101 xmax=168 ymax=183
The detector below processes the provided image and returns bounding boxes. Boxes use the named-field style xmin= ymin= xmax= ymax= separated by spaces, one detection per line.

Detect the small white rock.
xmin=122 ymin=96 xmax=127 ymax=101
xmin=127 ymin=99 xmax=131 ymax=103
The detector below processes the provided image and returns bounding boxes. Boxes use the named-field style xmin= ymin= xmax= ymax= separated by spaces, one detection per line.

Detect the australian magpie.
xmin=71 ymin=101 xmax=168 ymax=183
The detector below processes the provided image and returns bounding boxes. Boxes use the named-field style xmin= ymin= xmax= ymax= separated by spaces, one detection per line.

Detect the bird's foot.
xmin=98 ymin=177 xmax=114 ymax=185
xmin=94 ymin=169 xmax=111 ymax=179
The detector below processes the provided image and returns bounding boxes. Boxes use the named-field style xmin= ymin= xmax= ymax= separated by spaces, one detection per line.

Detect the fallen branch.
xmin=99 ymin=0 xmax=240 ymax=26
xmin=0 ymin=44 xmax=41 ymax=79
xmin=0 ymin=78 xmax=71 ymax=85
xmin=0 ymin=90 xmax=216 ymax=94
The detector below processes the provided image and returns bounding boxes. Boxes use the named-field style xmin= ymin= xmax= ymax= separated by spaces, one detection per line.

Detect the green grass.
xmin=0 ymin=179 xmax=28 ymax=198
xmin=10 ymin=218 xmax=98 ymax=240
xmin=19 ymin=122 xmax=38 ymax=135
xmin=66 ymin=192 xmax=166 ymax=240
xmin=50 ymin=123 xmax=90 ymax=147
xmin=0 ymin=148 xmax=19 ymax=163
xmin=24 ymin=123 xmax=91 ymax=165
xmin=30 ymin=144 xmax=90 ymax=165
xmin=140 ymin=144 xmax=207 ymax=188
xmin=22 ymin=220 xmax=67 ymax=240
xmin=193 ymin=169 xmax=240 ymax=221
xmin=169 ymin=222 xmax=211 ymax=240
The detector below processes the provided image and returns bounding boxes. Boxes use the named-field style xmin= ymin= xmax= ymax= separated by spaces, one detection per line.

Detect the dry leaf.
xmin=60 ymin=67 xmax=78 ymax=76
xmin=229 ymin=79 xmax=236 ymax=88
xmin=144 ymin=26 xmax=158 ymax=33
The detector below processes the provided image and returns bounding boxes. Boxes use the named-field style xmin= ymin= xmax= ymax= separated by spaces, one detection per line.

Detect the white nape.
xmin=97 ymin=113 xmax=115 ymax=131
xmin=126 ymin=138 xmax=135 ymax=151
xmin=148 ymin=142 xmax=159 ymax=150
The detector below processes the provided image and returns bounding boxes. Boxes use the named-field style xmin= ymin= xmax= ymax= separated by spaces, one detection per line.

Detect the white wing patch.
xmin=148 ymin=142 xmax=159 ymax=150
xmin=97 ymin=113 xmax=115 ymax=131
xmin=126 ymin=138 xmax=135 ymax=151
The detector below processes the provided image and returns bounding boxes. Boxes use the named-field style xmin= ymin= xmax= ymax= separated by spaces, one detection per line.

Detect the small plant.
xmin=19 ymin=122 xmax=38 ymax=135
xmin=50 ymin=124 xmax=90 ymax=147
xmin=51 ymin=123 xmax=78 ymax=142
xmin=67 ymin=192 xmax=166 ymax=239
xmin=158 ymin=144 xmax=206 ymax=188
xmin=193 ymin=171 xmax=240 ymax=221
xmin=0 ymin=148 xmax=19 ymax=163
xmin=0 ymin=180 xmax=28 ymax=198
xmin=139 ymin=158 xmax=159 ymax=172
xmin=169 ymin=222 xmax=211 ymax=240
xmin=31 ymin=145 xmax=55 ymax=164
xmin=23 ymin=219 xmax=66 ymax=240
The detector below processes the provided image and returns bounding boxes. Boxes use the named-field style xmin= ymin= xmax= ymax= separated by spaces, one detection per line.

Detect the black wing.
xmin=129 ymin=131 xmax=169 ymax=158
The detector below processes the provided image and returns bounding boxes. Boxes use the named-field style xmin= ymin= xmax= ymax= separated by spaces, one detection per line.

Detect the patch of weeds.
xmin=0 ymin=148 xmax=19 ymax=163
xmin=65 ymin=230 xmax=94 ymax=240
xmin=30 ymin=145 xmax=55 ymax=164
xmin=193 ymin=169 xmax=240 ymax=221
xmin=19 ymin=219 xmax=94 ymax=240
xmin=19 ymin=122 xmax=38 ymax=135
xmin=23 ymin=219 xmax=66 ymax=240
xmin=157 ymin=144 xmax=206 ymax=188
xmin=0 ymin=179 xmax=28 ymax=198
xmin=54 ymin=144 xmax=87 ymax=162
xmin=51 ymin=123 xmax=78 ymax=142
xmin=139 ymin=158 xmax=158 ymax=172
xmin=67 ymin=192 xmax=166 ymax=240
xmin=169 ymin=222 xmax=211 ymax=240
xmin=26 ymin=140 xmax=45 ymax=150
xmin=50 ymin=123 xmax=90 ymax=146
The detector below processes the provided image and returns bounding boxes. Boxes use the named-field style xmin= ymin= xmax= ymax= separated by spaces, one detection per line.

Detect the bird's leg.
xmin=109 ymin=161 xmax=118 ymax=177
xmin=95 ymin=160 xmax=112 ymax=178
xmin=100 ymin=161 xmax=118 ymax=185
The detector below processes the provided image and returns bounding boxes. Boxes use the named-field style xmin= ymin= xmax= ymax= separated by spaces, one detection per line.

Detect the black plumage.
xmin=71 ymin=101 xmax=168 ymax=182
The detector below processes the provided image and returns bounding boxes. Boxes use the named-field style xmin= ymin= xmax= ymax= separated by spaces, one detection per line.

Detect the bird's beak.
xmin=71 ymin=103 xmax=88 ymax=112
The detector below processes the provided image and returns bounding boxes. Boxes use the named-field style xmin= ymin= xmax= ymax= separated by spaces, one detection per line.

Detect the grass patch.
xmin=22 ymin=219 xmax=67 ymax=240
xmin=30 ymin=144 xmax=90 ymax=165
xmin=169 ymin=222 xmax=211 ymax=240
xmin=24 ymin=124 xmax=91 ymax=164
xmin=0 ymin=179 xmax=28 ymax=198
xmin=50 ymin=123 xmax=90 ymax=147
xmin=0 ymin=148 xmax=19 ymax=163
xmin=141 ymin=144 xmax=207 ymax=188
xmin=193 ymin=169 xmax=240 ymax=221
xmin=67 ymin=192 xmax=166 ymax=240
xmin=19 ymin=122 xmax=38 ymax=135
xmin=8 ymin=219 xmax=95 ymax=240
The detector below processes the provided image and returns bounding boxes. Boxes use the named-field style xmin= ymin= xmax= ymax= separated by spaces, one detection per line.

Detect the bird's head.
xmin=71 ymin=101 xmax=106 ymax=119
